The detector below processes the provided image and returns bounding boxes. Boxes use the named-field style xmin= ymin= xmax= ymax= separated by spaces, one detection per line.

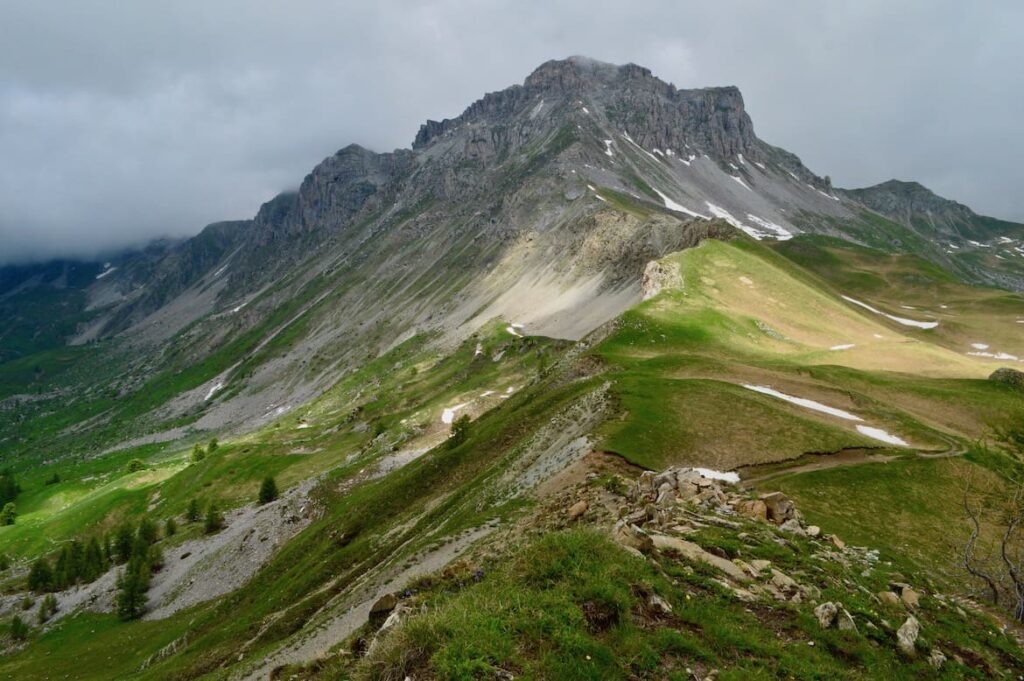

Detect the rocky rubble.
xmin=607 ymin=466 xmax=946 ymax=664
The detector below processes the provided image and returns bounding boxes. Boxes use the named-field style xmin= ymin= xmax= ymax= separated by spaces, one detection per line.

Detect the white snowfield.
xmin=741 ymin=384 xmax=908 ymax=447
xmin=829 ymin=344 xmax=856 ymax=351
xmin=95 ymin=266 xmax=117 ymax=280
xmin=970 ymin=343 xmax=989 ymax=350
xmin=840 ymin=296 xmax=939 ymax=329
xmin=506 ymin=323 xmax=525 ymax=337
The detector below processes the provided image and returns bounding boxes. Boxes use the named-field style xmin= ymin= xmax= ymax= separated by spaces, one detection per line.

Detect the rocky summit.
xmin=2 ymin=57 xmax=1024 ymax=680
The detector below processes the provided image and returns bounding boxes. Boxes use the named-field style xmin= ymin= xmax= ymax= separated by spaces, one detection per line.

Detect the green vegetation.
xmin=258 ymin=476 xmax=278 ymax=505
xmin=0 ymin=502 xmax=15 ymax=526
xmin=204 ymin=503 xmax=224 ymax=534
xmin=339 ymin=528 xmax=1019 ymax=679
xmin=447 ymin=414 xmax=471 ymax=449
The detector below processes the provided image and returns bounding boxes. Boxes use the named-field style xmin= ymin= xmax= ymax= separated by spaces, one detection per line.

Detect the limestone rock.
xmin=779 ymin=518 xmax=806 ymax=536
xmin=567 ymin=500 xmax=588 ymax=520
xmin=735 ymin=499 xmax=768 ymax=522
xmin=369 ymin=593 xmax=398 ymax=617
xmin=647 ymin=593 xmax=673 ymax=614
xmin=877 ymin=591 xmax=901 ymax=607
xmin=929 ymin=648 xmax=946 ymax=669
xmin=896 ymin=616 xmax=919 ymax=656
xmin=837 ymin=607 xmax=858 ymax=632
xmin=648 ymin=533 xmax=750 ymax=582
xmin=900 ymin=587 xmax=919 ymax=609
xmin=760 ymin=492 xmax=796 ymax=524
xmin=814 ymin=602 xmax=838 ymax=628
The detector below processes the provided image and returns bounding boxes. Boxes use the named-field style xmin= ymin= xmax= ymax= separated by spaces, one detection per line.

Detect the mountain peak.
xmin=522 ymin=56 xmax=651 ymax=90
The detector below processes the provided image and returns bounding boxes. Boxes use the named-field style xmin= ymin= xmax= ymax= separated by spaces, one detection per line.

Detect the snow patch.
xmin=204 ymin=382 xmax=224 ymax=401
xmin=654 ymin=188 xmax=707 ymax=219
xmin=441 ymin=403 xmax=468 ymax=425
xmin=970 ymin=342 xmax=989 ymax=350
xmin=741 ymin=384 xmax=861 ymax=421
xmin=855 ymin=425 xmax=908 ymax=446
xmin=603 ymin=140 xmax=614 ymax=157
xmin=840 ymin=295 xmax=939 ymax=329
xmin=95 ymin=266 xmax=116 ymax=280
xmin=529 ymin=99 xmax=545 ymax=119
xmin=968 ymin=351 xmax=1020 ymax=361
xmin=830 ymin=344 xmax=856 ymax=351
xmin=506 ymin=323 xmax=524 ymax=337
xmin=693 ymin=467 xmax=740 ymax=483
xmin=746 ymin=214 xmax=793 ymax=240
xmin=731 ymin=175 xmax=753 ymax=191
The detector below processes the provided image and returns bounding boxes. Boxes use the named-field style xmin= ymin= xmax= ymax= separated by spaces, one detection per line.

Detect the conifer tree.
xmin=204 ymin=503 xmax=224 ymax=534
xmin=258 ymin=476 xmax=278 ymax=504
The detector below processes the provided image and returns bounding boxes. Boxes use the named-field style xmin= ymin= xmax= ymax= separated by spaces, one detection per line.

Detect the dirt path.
xmin=741 ymin=446 xmax=965 ymax=485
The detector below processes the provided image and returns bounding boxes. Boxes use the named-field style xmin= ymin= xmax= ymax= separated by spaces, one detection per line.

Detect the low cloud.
xmin=2 ymin=1 xmax=1021 ymax=263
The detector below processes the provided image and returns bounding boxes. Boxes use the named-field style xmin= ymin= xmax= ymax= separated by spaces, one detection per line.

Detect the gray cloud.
xmin=2 ymin=1 xmax=1022 ymax=264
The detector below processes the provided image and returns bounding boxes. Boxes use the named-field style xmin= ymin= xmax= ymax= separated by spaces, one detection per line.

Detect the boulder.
xmin=770 ymin=569 xmax=799 ymax=595
xmin=647 ymin=593 xmax=673 ymax=614
xmin=896 ymin=616 xmax=920 ymax=656
xmin=648 ymin=533 xmax=750 ymax=582
xmin=877 ymin=591 xmax=901 ymax=607
xmin=837 ymin=607 xmax=858 ymax=633
xmin=567 ymin=500 xmax=588 ymax=520
xmin=779 ymin=518 xmax=806 ymax=536
xmin=612 ymin=521 xmax=654 ymax=552
xmin=369 ymin=593 xmax=398 ymax=617
xmin=735 ymin=499 xmax=768 ymax=522
xmin=929 ymin=648 xmax=947 ymax=669
xmin=760 ymin=492 xmax=796 ymax=524
xmin=814 ymin=602 xmax=838 ymax=628
xmin=806 ymin=525 xmax=821 ymax=538
xmin=827 ymin=534 xmax=846 ymax=550
xmin=900 ymin=587 xmax=920 ymax=609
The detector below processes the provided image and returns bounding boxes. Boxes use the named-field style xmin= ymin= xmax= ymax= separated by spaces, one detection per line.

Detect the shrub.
xmin=0 ymin=502 xmax=16 ymax=525
xmin=10 ymin=615 xmax=29 ymax=641
xmin=186 ymin=498 xmax=201 ymax=523
xmin=165 ymin=517 xmax=177 ymax=537
xmin=190 ymin=444 xmax=206 ymax=463
xmin=126 ymin=459 xmax=146 ymax=473
xmin=44 ymin=472 xmax=60 ymax=486
xmin=448 ymin=415 xmax=471 ymax=449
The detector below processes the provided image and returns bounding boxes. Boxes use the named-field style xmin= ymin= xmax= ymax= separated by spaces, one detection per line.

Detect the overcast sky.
xmin=2 ymin=1 xmax=1021 ymax=264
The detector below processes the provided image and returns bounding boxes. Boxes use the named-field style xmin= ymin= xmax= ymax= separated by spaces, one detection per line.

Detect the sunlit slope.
xmin=775 ymin=235 xmax=1024 ymax=362
xmin=595 ymin=237 xmax=1024 ymax=471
